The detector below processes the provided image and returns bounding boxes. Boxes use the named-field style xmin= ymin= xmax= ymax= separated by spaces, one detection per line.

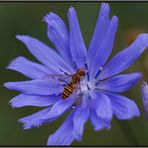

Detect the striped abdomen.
xmin=62 ymin=81 xmax=78 ymax=99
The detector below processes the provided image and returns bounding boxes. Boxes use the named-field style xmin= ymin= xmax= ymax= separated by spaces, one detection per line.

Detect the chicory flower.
xmin=4 ymin=3 xmax=148 ymax=145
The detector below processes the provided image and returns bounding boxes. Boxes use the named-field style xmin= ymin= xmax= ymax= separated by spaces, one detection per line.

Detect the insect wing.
xmin=71 ymin=82 xmax=80 ymax=97
xmin=41 ymin=74 xmax=72 ymax=85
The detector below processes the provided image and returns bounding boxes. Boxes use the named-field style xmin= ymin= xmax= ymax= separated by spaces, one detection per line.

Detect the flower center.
xmin=79 ymin=78 xmax=96 ymax=94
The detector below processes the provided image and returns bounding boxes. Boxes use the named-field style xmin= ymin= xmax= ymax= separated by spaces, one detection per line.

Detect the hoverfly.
xmin=42 ymin=68 xmax=86 ymax=99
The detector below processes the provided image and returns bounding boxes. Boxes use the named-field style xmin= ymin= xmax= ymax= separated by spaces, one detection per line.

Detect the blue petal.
xmin=68 ymin=7 xmax=87 ymax=69
xmin=19 ymin=98 xmax=74 ymax=129
xmin=104 ymin=92 xmax=140 ymax=120
xmin=88 ymin=3 xmax=110 ymax=68
xmin=47 ymin=110 xmax=75 ymax=145
xmin=97 ymin=72 xmax=142 ymax=93
xmin=99 ymin=34 xmax=148 ymax=80
xmin=43 ymin=13 xmax=73 ymax=66
xmin=90 ymin=90 xmax=113 ymax=121
xmin=41 ymin=98 xmax=74 ymax=120
xmin=73 ymin=99 xmax=89 ymax=141
xmin=141 ymin=82 xmax=148 ymax=118
xmin=89 ymin=99 xmax=111 ymax=131
xmin=16 ymin=35 xmax=74 ymax=74
xmin=90 ymin=15 xmax=118 ymax=78
xmin=19 ymin=107 xmax=51 ymax=129
xmin=7 ymin=56 xmax=55 ymax=79
xmin=4 ymin=79 xmax=63 ymax=95
xmin=9 ymin=94 xmax=60 ymax=108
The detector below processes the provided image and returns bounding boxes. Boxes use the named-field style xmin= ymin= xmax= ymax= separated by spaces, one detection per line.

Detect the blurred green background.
xmin=0 ymin=1 xmax=148 ymax=146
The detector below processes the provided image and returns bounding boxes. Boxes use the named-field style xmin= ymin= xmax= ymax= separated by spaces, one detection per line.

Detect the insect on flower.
xmin=4 ymin=2 xmax=148 ymax=145
xmin=61 ymin=68 xmax=86 ymax=99
xmin=43 ymin=68 xmax=86 ymax=99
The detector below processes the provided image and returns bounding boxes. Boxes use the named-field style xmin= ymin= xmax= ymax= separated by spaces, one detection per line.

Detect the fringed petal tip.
xmin=103 ymin=120 xmax=112 ymax=130
xmin=68 ymin=6 xmax=75 ymax=16
xmin=17 ymin=107 xmax=51 ymax=130
xmin=16 ymin=35 xmax=31 ymax=45
xmin=43 ymin=12 xmax=58 ymax=27
xmin=141 ymin=81 xmax=148 ymax=101
xmin=101 ymin=2 xmax=109 ymax=7
xmin=9 ymin=99 xmax=15 ymax=109
xmin=6 ymin=57 xmax=18 ymax=70
xmin=99 ymin=3 xmax=110 ymax=17
xmin=3 ymin=82 xmax=10 ymax=89
xmin=141 ymin=81 xmax=148 ymax=118
xmin=112 ymin=15 xmax=118 ymax=23
xmin=94 ymin=122 xmax=111 ymax=132
xmin=18 ymin=117 xmax=43 ymax=130
xmin=138 ymin=33 xmax=148 ymax=46
xmin=18 ymin=118 xmax=31 ymax=130
xmin=90 ymin=113 xmax=112 ymax=132
xmin=16 ymin=34 xmax=26 ymax=41
xmin=141 ymin=81 xmax=148 ymax=94
xmin=42 ymin=12 xmax=52 ymax=23
xmin=97 ymin=3 xmax=110 ymax=24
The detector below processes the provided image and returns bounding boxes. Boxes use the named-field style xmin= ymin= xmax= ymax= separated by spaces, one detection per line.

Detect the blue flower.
xmin=4 ymin=3 xmax=148 ymax=145
xmin=141 ymin=82 xmax=148 ymax=118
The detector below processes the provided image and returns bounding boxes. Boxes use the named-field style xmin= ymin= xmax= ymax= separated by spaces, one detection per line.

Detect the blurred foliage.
xmin=0 ymin=2 xmax=148 ymax=146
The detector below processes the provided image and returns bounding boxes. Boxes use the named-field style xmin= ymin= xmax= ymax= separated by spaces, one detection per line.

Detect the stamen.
xmin=87 ymin=84 xmax=90 ymax=90
xmin=73 ymin=61 xmax=77 ymax=70
xmin=84 ymin=63 xmax=90 ymax=81
xmin=62 ymin=84 xmax=66 ymax=87
xmin=88 ymin=96 xmax=91 ymax=100
xmin=95 ymin=81 xmax=100 ymax=86
xmin=94 ymin=65 xmax=103 ymax=79
xmin=71 ymin=103 xmax=76 ymax=109
xmin=59 ymin=68 xmax=70 ymax=76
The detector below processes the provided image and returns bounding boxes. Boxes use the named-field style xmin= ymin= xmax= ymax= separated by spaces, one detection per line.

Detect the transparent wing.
xmin=41 ymin=74 xmax=72 ymax=85
xmin=71 ymin=83 xmax=81 ymax=97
